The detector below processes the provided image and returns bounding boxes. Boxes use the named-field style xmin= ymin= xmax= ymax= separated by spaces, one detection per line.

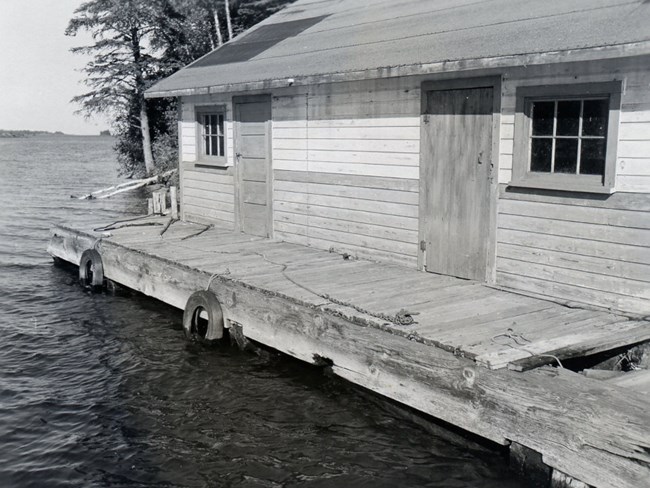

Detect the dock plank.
xmin=604 ymin=369 xmax=650 ymax=395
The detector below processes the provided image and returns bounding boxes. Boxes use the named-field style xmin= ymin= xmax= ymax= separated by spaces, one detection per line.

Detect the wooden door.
xmin=421 ymin=87 xmax=494 ymax=281
xmin=234 ymin=96 xmax=272 ymax=237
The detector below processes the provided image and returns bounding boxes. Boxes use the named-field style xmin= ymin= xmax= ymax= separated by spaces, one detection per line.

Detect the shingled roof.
xmin=146 ymin=0 xmax=650 ymax=98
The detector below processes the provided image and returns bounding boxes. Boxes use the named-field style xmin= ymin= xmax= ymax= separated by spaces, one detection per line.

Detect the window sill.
xmin=509 ymin=175 xmax=615 ymax=195
xmin=194 ymin=161 xmax=232 ymax=170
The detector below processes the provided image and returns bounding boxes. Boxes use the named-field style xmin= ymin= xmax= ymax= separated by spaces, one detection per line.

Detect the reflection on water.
xmin=0 ymin=136 xmax=523 ymax=487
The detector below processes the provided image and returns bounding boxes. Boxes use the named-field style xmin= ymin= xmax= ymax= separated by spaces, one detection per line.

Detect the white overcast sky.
xmin=0 ymin=1 xmax=109 ymax=135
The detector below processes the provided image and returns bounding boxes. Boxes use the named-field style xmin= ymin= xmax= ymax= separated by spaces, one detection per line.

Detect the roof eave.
xmin=144 ymin=40 xmax=650 ymax=99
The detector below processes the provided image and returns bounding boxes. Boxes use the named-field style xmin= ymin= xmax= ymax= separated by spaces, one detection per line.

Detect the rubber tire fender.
xmin=79 ymin=249 xmax=104 ymax=289
xmin=183 ymin=290 xmax=224 ymax=342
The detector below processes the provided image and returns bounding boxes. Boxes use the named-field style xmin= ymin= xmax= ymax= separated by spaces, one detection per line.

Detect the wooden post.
xmin=170 ymin=186 xmax=178 ymax=219
xmin=147 ymin=198 xmax=153 ymax=215
xmin=160 ymin=188 xmax=167 ymax=214
xmin=152 ymin=191 xmax=161 ymax=214
xmin=551 ymin=470 xmax=590 ymax=488
xmin=510 ymin=442 xmax=551 ymax=488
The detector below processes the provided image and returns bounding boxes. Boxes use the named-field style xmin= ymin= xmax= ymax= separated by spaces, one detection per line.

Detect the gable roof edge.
xmin=145 ymin=40 xmax=650 ymax=99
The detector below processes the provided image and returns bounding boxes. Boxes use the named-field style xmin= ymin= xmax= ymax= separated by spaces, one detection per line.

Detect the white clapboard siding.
xmin=496 ymin=192 xmax=650 ymax=314
xmin=181 ymin=164 xmax=235 ymax=226
xmin=306 ymin=149 xmax=420 ymax=166
xmin=308 ymin=162 xmax=420 ymax=179
xmin=275 ymin=220 xmax=417 ymax=257
xmin=180 ymin=121 xmax=196 ymax=162
xmin=274 ymin=231 xmax=418 ymax=268
xmin=274 ymin=180 xmax=419 ymax=205
xmin=184 ymin=207 xmax=235 ymax=228
xmin=183 ymin=166 xmax=234 ymax=185
xmin=268 ymin=77 xmax=422 ymax=266
xmin=274 ymin=190 xmax=418 ymax=218
xmin=495 ymin=271 xmax=650 ymax=315
xmin=618 ymin=118 xmax=650 ymax=191
xmin=183 ymin=187 xmax=234 ymax=204
xmin=274 ymin=159 xmax=309 ymax=172
xmin=275 ymin=211 xmax=418 ymax=245
xmin=178 ymin=93 xmax=237 ymax=227
xmin=272 ymin=170 xmax=419 ymax=264
xmin=183 ymin=195 xmax=234 ymax=214
xmin=620 ymin=109 xmax=650 ymax=123
xmin=273 ymin=138 xmax=308 ymax=151
xmin=616 ymin=175 xmax=650 ymax=192
xmin=274 ymin=199 xmax=419 ymax=231
xmin=306 ymin=138 xmax=419 ymax=154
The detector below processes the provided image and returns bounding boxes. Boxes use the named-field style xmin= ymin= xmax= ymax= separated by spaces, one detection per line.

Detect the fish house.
xmin=47 ymin=2 xmax=650 ymax=485
xmin=145 ymin=0 xmax=650 ymax=316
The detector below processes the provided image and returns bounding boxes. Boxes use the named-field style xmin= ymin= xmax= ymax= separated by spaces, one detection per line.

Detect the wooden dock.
xmin=48 ymin=217 xmax=650 ymax=488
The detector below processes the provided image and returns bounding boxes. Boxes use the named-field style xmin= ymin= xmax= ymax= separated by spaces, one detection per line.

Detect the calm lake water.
xmin=0 ymin=135 xmax=523 ymax=487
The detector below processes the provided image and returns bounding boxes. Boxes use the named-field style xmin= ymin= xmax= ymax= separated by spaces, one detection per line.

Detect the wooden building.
xmin=145 ymin=0 xmax=650 ymax=317
xmin=47 ymin=3 xmax=650 ymax=484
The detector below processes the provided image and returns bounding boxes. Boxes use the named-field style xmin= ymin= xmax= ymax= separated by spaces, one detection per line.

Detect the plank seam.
xmin=275 ymin=228 xmax=417 ymax=258
xmin=497 ymin=269 xmax=650 ymax=301
xmin=496 ymin=239 xmax=650 ymax=268
xmin=274 ymin=201 xmax=419 ymax=221
xmin=496 ymin=224 xmax=650 ymax=247
xmin=496 ymin=253 xmax=650 ymax=285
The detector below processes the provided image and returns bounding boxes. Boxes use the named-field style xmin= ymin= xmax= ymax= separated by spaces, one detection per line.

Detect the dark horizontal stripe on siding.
xmin=274 ymin=170 xmax=419 ymax=192
xmin=499 ymin=184 xmax=650 ymax=211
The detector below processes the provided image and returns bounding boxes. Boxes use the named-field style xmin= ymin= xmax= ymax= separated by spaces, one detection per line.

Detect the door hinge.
xmin=420 ymin=240 xmax=427 ymax=252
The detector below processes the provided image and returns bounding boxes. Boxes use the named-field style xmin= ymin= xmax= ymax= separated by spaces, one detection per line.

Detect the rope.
xmin=491 ymin=328 xmax=564 ymax=368
xmin=205 ymin=273 xmax=221 ymax=291
xmin=180 ymin=224 xmax=213 ymax=241
xmin=252 ymin=252 xmax=418 ymax=326
xmin=159 ymin=218 xmax=178 ymax=237
xmin=93 ymin=214 xmax=159 ymax=232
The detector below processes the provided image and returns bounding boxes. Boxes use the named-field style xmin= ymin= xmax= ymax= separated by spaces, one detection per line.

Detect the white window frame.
xmin=512 ymin=81 xmax=621 ymax=194
xmin=195 ymin=105 xmax=227 ymax=166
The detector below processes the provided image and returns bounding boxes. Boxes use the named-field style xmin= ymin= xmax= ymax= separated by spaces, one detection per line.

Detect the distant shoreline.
xmin=0 ymin=129 xmax=111 ymax=138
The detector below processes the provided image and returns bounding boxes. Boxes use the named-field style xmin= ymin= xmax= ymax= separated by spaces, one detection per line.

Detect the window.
xmin=512 ymin=82 xmax=621 ymax=193
xmin=196 ymin=106 xmax=227 ymax=165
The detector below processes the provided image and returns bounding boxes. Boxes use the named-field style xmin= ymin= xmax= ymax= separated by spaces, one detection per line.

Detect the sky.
xmin=0 ymin=1 xmax=110 ymax=135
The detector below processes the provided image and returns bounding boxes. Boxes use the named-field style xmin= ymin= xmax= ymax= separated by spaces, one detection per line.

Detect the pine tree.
xmin=67 ymin=0 xmax=296 ymax=177
xmin=66 ymin=0 xmax=177 ymax=176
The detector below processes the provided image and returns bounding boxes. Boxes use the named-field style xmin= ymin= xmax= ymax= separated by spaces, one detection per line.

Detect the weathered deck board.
xmin=604 ymin=369 xmax=650 ymax=396
xmin=47 ymin=218 xmax=650 ymax=488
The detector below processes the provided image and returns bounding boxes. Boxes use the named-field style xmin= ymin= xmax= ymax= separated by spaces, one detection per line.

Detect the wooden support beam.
xmin=160 ymin=188 xmax=167 ymax=214
xmin=170 ymin=186 xmax=178 ymax=219
xmin=551 ymin=470 xmax=591 ymax=488
xmin=147 ymin=197 xmax=154 ymax=215
xmin=152 ymin=192 xmax=161 ymax=214
xmin=510 ymin=442 xmax=551 ymax=488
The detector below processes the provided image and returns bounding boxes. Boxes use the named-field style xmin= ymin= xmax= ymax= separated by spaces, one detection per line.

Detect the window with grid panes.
xmin=195 ymin=106 xmax=227 ymax=165
xmin=512 ymin=82 xmax=621 ymax=193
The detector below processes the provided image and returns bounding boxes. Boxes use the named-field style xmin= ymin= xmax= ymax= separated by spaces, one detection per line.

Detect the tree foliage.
xmin=68 ymin=0 xmax=294 ymax=177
